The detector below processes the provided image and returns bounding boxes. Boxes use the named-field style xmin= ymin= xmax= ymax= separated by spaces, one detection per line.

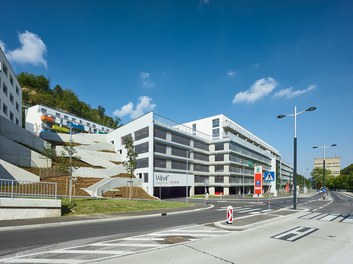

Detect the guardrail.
xmin=0 ymin=179 xmax=57 ymax=199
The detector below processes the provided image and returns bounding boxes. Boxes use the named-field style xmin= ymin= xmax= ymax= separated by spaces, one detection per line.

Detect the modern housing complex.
xmin=107 ymin=112 xmax=291 ymax=198
xmin=0 ymin=48 xmax=22 ymax=126
xmin=314 ymin=157 xmax=341 ymax=177
xmin=25 ymin=105 xmax=113 ymax=135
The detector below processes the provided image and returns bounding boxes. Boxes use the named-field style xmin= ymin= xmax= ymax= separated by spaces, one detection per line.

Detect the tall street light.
xmin=313 ymin=143 xmax=337 ymax=189
xmin=277 ymin=106 xmax=316 ymax=209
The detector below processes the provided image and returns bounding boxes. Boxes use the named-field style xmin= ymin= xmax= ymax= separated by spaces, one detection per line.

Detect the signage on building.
xmin=154 ymin=172 xmax=194 ymax=187
xmin=254 ymin=165 xmax=263 ymax=195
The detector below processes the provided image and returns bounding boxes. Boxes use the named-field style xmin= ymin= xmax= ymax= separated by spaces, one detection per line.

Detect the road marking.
xmin=272 ymin=226 xmax=318 ymax=242
xmin=0 ymin=224 xmax=230 ymax=264
xmin=3 ymin=259 xmax=83 ymax=263
xmin=319 ymin=214 xmax=341 ymax=221
xmin=342 ymin=215 xmax=353 ymax=223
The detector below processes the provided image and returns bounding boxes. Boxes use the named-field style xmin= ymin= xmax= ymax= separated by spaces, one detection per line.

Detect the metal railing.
xmin=0 ymin=179 xmax=57 ymax=199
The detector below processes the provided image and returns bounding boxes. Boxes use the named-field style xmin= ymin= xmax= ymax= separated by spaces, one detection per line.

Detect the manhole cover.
xmin=160 ymin=235 xmax=195 ymax=244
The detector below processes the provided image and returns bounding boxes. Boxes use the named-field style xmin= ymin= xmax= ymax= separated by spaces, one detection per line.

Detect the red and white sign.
xmin=254 ymin=165 xmax=263 ymax=195
xmin=226 ymin=205 xmax=233 ymax=224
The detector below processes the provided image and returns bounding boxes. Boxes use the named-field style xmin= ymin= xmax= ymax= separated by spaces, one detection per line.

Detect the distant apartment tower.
xmin=0 ymin=48 xmax=22 ymax=126
xmin=25 ymin=104 xmax=113 ymax=135
xmin=314 ymin=157 xmax=341 ymax=177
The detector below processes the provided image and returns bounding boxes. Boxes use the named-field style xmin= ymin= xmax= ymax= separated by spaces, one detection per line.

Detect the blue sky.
xmin=1 ymin=0 xmax=352 ymax=176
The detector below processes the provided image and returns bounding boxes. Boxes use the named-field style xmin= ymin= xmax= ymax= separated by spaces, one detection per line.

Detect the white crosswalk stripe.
xmin=216 ymin=206 xmax=272 ymax=214
xmin=0 ymin=225 xmax=230 ymax=264
xmin=299 ymin=212 xmax=353 ymax=224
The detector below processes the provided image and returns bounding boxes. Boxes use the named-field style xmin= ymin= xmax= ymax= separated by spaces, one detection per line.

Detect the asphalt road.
xmin=0 ymin=192 xmax=338 ymax=259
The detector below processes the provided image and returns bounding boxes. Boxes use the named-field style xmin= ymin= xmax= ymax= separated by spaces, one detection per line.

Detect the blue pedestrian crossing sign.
xmin=263 ymin=171 xmax=275 ymax=181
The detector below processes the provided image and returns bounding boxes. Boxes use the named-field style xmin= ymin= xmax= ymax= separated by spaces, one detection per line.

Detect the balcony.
xmin=41 ymin=115 xmax=55 ymax=123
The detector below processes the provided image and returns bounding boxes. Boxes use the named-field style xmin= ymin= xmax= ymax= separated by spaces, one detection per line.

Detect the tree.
xmin=123 ymin=136 xmax=138 ymax=199
xmin=311 ymin=167 xmax=334 ymax=189
xmin=41 ymin=145 xmax=55 ymax=178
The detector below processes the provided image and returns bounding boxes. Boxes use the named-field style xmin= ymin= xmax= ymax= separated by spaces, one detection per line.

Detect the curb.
xmin=214 ymin=208 xmax=305 ymax=231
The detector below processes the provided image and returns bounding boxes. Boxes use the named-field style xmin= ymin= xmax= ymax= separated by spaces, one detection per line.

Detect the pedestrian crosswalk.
xmin=0 ymin=225 xmax=230 ymax=264
xmin=216 ymin=206 xmax=271 ymax=214
xmin=299 ymin=212 xmax=353 ymax=224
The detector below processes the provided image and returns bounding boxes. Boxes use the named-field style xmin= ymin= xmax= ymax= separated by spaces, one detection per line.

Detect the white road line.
xmin=342 ymin=215 xmax=353 ymax=223
xmin=148 ymin=233 xmax=216 ymax=237
xmin=319 ymin=214 xmax=341 ymax=221
xmin=90 ymin=243 xmax=164 ymax=248
xmin=273 ymin=226 xmax=317 ymax=242
xmin=3 ymin=259 xmax=83 ymax=264
xmin=160 ymin=230 xmax=229 ymax=234
xmin=122 ymin=237 xmax=165 ymax=241
xmin=300 ymin=212 xmax=325 ymax=219
xmin=51 ymin=249 xmax=131 ymax=255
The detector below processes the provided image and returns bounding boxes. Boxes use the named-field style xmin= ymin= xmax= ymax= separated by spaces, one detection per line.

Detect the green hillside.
xmin=18 ymin=72 xmax=120 ymax=129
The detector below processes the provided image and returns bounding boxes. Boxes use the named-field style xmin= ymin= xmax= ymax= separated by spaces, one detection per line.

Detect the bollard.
xmin=226 ymin=205 xmax=233 ymax=224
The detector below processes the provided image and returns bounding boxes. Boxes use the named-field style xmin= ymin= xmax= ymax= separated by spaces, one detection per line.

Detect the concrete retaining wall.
xmin=40 ymin=131 xmax=108 ymax=145
xmin=0 ymin=159 xmax=40 ymax=181
xmin=0 ymin=197 xmax=61 ymax=220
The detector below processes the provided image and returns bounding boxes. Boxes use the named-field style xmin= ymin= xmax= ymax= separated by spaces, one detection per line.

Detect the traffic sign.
xmin=264 ymin=171 xmax=275 ymax=182
xmin=254 ymin=165 xmax=263 ymax=195
xmin=226 ymin=206 xmax=233 ymax=224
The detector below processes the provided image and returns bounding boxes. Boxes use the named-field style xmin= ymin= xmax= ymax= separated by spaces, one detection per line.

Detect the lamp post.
xmin=242 ymin=161 xmax=246 ymax=199
xmin=68 ymin=125 xmax=73 ymax=202
xmin=277 ymin=106 xmax=316 ymax=209
xmin=313 ymin=143 xmax=336 ymax=189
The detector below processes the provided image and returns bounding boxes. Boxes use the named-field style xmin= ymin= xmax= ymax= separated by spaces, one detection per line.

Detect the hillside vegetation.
xmin=18 ymin=72 xmax=120 ymax=129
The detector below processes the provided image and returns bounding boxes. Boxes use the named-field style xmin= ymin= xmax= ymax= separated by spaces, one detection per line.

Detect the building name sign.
xmin=154 ymin=172 xmax=194 ymax=187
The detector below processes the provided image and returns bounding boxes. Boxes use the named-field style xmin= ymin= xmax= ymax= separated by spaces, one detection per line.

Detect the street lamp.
xmin=277 ymin=106 xmax=316 ymax=209
xmin=313 ymin=143 xmax=337 ymax=189
xmin=186 ymin=150 xmax=189 ymax=203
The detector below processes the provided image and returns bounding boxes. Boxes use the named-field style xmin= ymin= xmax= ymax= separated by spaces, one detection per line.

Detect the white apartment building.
xmin=0 ymin=48 xmax=22 ymax=126
xmin=314 ymin=157 xmax=341 ymax=176
xmin=107 ymin=112 xmax=289 ymax=198
xmin=25 ymin=104 xmax=113 ymax=135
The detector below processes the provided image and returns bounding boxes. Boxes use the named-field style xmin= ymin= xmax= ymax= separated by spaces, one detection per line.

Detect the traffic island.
xmin=214 ymin=209 xmax=300 ymax=231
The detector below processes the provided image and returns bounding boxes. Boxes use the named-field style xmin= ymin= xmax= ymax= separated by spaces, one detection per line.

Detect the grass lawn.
xmin=61 ymin=198 xmax=194 ymax=216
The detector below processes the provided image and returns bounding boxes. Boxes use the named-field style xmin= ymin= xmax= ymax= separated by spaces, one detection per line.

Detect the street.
xmin=0 ymin=192 xmax=352 ymax=263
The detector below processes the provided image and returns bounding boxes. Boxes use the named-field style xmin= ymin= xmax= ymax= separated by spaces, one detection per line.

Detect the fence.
xmin=0 ymin=179 xmax=57 ymax=199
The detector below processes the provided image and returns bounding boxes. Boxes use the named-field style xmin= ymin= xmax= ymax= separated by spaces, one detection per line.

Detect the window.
xmin=41 ymin=108 xmax=47 ymax=114
xmin=135 ymin=142 xmax=149 ymax=154
xmin=172 ymin=147 xmax=187 ymax=157
xmin=154 ymin=128 xmax=167 ymax=139
xmin=194 ymin=164 xmax=209 ymax=172
xmin=212 ymin=118 xmax=220 ymax=128
xmin=171 ymin=160 xmax=187 ymax=170
xmin=215 ymin=154 xmax=224 ymax=161
xmin=194 ymin=152 xmax=209 ymax=161
xmin=3 ymin=83 xmax=8 ymax=96
xmin=192 ymin=124 xmax=196 ymax=134
xmin=215 ymin=176 xmax=224 ymax=183
xmin=215 ymin=143 xmax=224 ymax=151
xmin=136 ymin=158 xmax=149 ymax=168
xmin=194 ymin=140 xmax=208 ymax=151
xmin=10 ymin=75 xmax=14 ymax=86
xmin=15 ymin=118 xmax=19 ymax=125
xmin=2 ymin=103 xmax=8 ymax=116
xmin=15 ymin=85 xmax=19 ymax=95
xmin=72 ymin=118 xmax=76 ymax=122
xmin=154 ymin=143 xmax=167 ymax=154
xmin=10 ymin=93 xmax=14 ymax=104
xmin=215 ymin=165 xmax=224 ymax=172
xmin=154 ymin=158 xmax=166 ymax=168
xmin=212 ymin=128 xmax=220 ymax=138
xmin=135 ymin=127 xmax=149 ymax=141
xmin=15 ymin=102 xmax=19 ymax=111
xmin=56 ymin=113 xmax=60 ymax=118
xmin=144 ymin=173 xmax=149 ymax=183
xmin=3 ymin=63 xmax=8 ymax=76
xmin=171 ymin=133 xmax=190 ymax=146
xmin=87 ymin=121 xmax=90 ymax=126
xmin=9 ymin=111 xmax=14 ymax=121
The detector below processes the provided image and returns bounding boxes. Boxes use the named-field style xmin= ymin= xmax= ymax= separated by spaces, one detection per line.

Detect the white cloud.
xmin=274 ymin=84 xmax=316 ymax=99
xmin=113 ymin=96 xmax=156 ymax=119
xmin=199 ymin=0 xmax=210 ymax=5
xmin=4 ymin=31 xmax=47 ymax=68
xmin=140 ymin=72 xmax=155 ymax=88
xmin=232 ymin=77 xmax=278 ymax=104
xmin=226 ymin=70 xmax=236 ymax=78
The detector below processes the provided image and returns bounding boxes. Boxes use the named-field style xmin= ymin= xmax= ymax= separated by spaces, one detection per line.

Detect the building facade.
xmin=314 ymin=157 xmax=341 ymax=176
xmin=0 ymin=48 xmax=22 ymax=126
xmin=25 ymin=104 xmax=113 ymax=135
xmin=107 ymin=112 xmax=288 ymax=198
